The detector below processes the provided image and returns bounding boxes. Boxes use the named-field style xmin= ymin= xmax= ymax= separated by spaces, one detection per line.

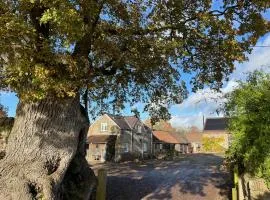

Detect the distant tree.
xmin=225 ymin=71 xmax=270 ymax=186
xmin=188 ymin=126 xmax=200 ymax=133
xmin=145 ymin=119 xmax=175 ymax=132
xmin=0 ymin=104 xmax=7 ymax=118
xmin=131 ymin=108 xmax=140 ymax=118
xmin=175 ymin=127 xmax=189 ymax=134
xmin=0 ymin=0 xmax=269 ymax=198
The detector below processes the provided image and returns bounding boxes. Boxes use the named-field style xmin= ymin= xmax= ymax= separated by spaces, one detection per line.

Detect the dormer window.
xmin=101 ymin=123 xmax=108 ymax=132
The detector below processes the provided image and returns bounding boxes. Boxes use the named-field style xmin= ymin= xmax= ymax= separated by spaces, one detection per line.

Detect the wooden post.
xmin=232 ymin=187 xmax=237 ymax=200
xmin=234 ymin=166 xmax=239 ymax=185
xmin=96 ymin=168 xmax=107 ymax=200
xmin=232 ymin=166 xmax=239 ymax=200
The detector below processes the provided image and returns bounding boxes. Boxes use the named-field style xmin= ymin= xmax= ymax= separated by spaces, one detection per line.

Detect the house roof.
xmin=88 ymin=135 xmax=117 ymax=144
xmin=124 ymin=116 xmax=139 ymax=129
xmin=153 ymin=131 xmax=185 ymax=144
xmin=186 ymin=131 xmax=202 ymax=143
xmin=204 ymin=117 xmax=228 ymax=131
xmin=106 ymin=114 xmax=132 ymax=130
xmin=171 ymin=132 xmax=189 ymax=143
xmin=106 ymin=114 xmax=146 ymax=130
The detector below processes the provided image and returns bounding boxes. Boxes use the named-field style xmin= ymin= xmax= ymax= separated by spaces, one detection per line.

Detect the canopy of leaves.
xmin=144 ymin=119 xmax=175 ymax=131
xmin=225 ymin=71 xmax=270 ymax=186
xmin=0 ymin=0 xmax=269 ymax=120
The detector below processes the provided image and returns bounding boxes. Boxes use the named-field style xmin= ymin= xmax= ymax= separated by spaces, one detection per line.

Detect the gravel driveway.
xmin=91 ymin=154 xmax=232 ymax=200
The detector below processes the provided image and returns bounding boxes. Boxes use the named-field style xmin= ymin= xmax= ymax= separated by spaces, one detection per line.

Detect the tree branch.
xmin=93 ymin=59 xmax=118 ymax=76
xmin=73 ymin=1 xmax=105 ymax=58
xmin=209 ymin=5 xmax=238 ymax=16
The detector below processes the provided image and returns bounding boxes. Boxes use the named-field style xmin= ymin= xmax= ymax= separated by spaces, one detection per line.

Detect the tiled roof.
xmin=88 ymin=135 xmax=117 ymax=144
xmin=124 ymin=116 xmax=139 ymax=128
xmin=186 ymin=131 xmax=202 ymax=143
xmin=170 ymin=132 xmax=189 ymax=143
xmin=106 ymin=114 xmax=131 ymax=130
xmin=204 ymin=117 xmax=228 ymax=131
xmin=153 ymin=131 xmax=183 ymax=144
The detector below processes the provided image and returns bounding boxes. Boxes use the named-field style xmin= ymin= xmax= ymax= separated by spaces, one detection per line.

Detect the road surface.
xmin=91 ymin=154 xmax=232 ymax=200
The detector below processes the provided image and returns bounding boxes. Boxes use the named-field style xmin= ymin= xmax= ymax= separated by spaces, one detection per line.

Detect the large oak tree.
xmin=0 ymin=0 xmax=269 ymax=199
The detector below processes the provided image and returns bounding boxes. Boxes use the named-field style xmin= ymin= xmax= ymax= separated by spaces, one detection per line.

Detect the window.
xmin=138 ymin=125 xmax=142 ymax=133
xmin=143 ymin=143 xmax=147 ymax=152
xmin=101 ymin=123 xmax=108 ymax=132
xmin=124 ymin=143 xmax=129 ymax=153
xmin=159 ymin=144 xmax=163 ymax=150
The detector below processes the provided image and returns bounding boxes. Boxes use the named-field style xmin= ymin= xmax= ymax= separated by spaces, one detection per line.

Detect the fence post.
xmin=96 ymin=168 xmax=107 ymax=200
xmin=234 ymin=166 xmax=239 ymax=186
xmin=232 ymin=166 xmax=239 ymax=200
xmin=232 ymin=187 xmax=237 ymax=200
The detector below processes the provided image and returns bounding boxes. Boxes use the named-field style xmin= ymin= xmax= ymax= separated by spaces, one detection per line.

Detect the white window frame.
xmin=124 ymin=143 xmax=129 ymax=153
xmin=100 ymin=123 xmax=108 ymax=132
xmin=138 ymin=125 xmax=142 ymax=133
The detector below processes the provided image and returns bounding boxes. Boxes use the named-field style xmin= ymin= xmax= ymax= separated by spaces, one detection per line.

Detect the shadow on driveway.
xmin=91 ymin=153 xmax=233 ymax=200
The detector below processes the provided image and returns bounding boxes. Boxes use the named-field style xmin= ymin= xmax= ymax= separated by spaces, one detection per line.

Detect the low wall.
xmin=238 ymin=174 xmax=270 ymax=200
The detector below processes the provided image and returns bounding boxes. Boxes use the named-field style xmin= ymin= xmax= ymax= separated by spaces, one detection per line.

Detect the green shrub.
xmin=202 ymin=137 xmax=225 ymax=152
xmin=225 ymin=71 xmax=270 ymax=187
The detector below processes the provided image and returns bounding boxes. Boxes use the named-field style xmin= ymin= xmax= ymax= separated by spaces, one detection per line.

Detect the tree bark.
xmin=0 ymin=96 xmax=97 ymax=200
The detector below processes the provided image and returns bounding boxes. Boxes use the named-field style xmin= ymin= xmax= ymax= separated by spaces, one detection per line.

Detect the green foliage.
xmin=202 ymin=136 xmax=225 ymax=152
xmin=225 ymin=71 xmax=270 ymax=186
xmin=0 ymin=0 xmax=269 ymax=120
xmin=0 ymin=104 xmax=7 ymax=118
xmin=131 ymin=108 xmax=140 ymax=118
xmin=144 ymin=119 xmax=175 ymax=131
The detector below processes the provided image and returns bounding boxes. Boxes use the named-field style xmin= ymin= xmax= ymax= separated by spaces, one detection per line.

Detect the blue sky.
xmin=1 ymin=6 xmax=270 ymax=130
xmin=169 ymin=33 xmax=270 ymax=129
xmin=1 ymin=34 xmax=270 ymax=129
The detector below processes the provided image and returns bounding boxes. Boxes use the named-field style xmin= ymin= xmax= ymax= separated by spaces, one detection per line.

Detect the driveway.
xmin=91 ymin=154 xmax=232 ymax=200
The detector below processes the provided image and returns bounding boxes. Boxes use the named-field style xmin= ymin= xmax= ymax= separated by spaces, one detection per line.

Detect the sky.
xmin=2 ymin=33 xmax=270 ymax=129
xmin=1 ymin=8 xmax=270 ymax=130
xmin=169 ymin=33 xmax=270 ymax=130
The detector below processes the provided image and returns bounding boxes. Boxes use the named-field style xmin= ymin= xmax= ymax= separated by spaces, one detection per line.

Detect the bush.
xmin=202 ymin=137 xmax=225 ymax=152
xmin=225 ymin=71 xmax=270 ymax=187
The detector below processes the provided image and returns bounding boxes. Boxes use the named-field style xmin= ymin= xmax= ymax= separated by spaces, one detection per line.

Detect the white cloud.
xmin=231 ymin=34 xmax=270 ymax=80
xmin=171 ymin=33 xmax=270 ymax=129
xmin=170 ymin=114 xmax=205 ymax=130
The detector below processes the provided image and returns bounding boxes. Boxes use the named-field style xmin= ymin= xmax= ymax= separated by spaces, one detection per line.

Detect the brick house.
xmin=202 ymin=117 xmax=231 ymax=152
xmin=87 ymin=114 xmax=152 ymax=163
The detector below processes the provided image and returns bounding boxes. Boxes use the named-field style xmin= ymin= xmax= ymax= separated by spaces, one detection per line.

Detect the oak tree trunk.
xmin=0 ymin=96 xmax=97 ymax=200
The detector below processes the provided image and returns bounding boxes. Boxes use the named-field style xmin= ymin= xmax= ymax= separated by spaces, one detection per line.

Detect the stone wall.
xmin=87 ymin=143 xmax=106 ymax=163
xmin=202 ymin=131 xmax=231 ymax=152
xmin=87 ymin=115 xmax=152 ymax=162
xmin=88 ymin=115 xmax=120 ymax=135
xmin=238 ymin=174 xmax=270 ymax=200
